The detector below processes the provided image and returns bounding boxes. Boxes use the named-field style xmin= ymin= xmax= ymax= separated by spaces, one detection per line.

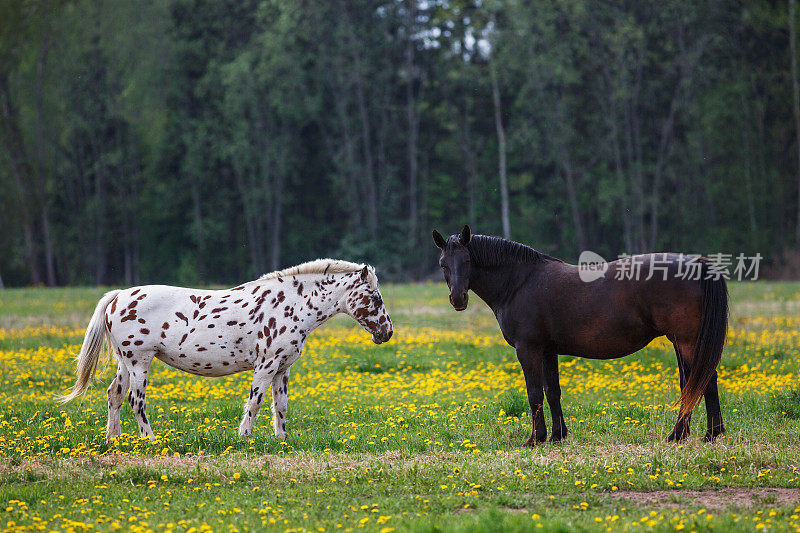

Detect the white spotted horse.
xmin=60 ymin=260 xmax=393 ymax=440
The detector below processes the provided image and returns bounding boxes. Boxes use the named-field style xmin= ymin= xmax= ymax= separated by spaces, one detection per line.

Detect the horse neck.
xmin=298 ymin=273 xmax=351 ymax=331
xmin=469 ymin=263 xmax=530 ymax=311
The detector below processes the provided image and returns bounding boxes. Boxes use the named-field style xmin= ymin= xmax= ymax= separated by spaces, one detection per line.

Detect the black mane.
xmin=465 ymin=235 xmax=562 ymax=268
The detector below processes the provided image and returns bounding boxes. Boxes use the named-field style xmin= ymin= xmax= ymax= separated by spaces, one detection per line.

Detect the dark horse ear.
xmin=432 ymin=229 xmax=446 ymax=249
xmin=459 ymin=225 xmax=471 ymax=246
xmin=360 ymin=265 xmax=369 ymax=281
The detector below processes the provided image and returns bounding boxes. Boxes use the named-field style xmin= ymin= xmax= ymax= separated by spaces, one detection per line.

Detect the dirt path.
xmin=609 ymin=487 xmax=800 ymax=509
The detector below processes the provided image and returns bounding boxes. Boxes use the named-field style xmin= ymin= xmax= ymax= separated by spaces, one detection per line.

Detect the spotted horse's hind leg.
xmin=124 ymin=353 xmax=155 ymax=440
xmin=106 ymin=361 xmax=130 ymax=440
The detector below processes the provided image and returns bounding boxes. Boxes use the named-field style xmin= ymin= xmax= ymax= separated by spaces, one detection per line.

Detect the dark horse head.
xmin=433 ymin=225 xmax=553 ymax=311
xmin=432 ymin=225 xmax=472 ymax=311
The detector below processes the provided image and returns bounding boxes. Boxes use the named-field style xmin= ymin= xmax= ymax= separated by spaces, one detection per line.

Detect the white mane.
xmin=258 ymin=258 xmax=378 ymax=287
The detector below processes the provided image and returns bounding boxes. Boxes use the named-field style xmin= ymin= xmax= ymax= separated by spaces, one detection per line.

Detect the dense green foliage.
xmin=1 ymin=0 xmax=798 ymax=286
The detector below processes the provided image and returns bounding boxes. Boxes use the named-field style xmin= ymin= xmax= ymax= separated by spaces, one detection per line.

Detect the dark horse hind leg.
xmin=667 ymin=341 xmax=692 ymax=442
xmin=517 ymin=345 xmax=547 ymax=445
xmin=702 ymin=371 xmax=725 ymax=442
xmin=543 ymin=351 xmax=568 ymax=442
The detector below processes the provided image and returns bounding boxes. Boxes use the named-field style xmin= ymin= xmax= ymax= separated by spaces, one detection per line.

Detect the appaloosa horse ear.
xmin=432 ymin=229 xmax=446 ymax=249
xmin=459 ymin=225 xmax=471 ymax=246
xmin=360 ymin=265 xmax=369 ymax=281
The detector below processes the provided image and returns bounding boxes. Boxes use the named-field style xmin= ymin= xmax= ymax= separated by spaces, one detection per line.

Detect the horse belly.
xmin=154 ymin=319 xmax=255 ymax=376
xmin=550 ymin=314 xmax=659 ymax=359
xmin=555 ymin=334 xmax=656 ymax=359
xmin=155 ymin=348 xmax=253 ymax=377
xmin=106 ymin=285 xmax=259 ymax=376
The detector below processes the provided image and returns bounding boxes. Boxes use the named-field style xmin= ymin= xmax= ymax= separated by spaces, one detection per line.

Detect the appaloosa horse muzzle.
xmin=372 ymin=327 xmax=393 ymax=344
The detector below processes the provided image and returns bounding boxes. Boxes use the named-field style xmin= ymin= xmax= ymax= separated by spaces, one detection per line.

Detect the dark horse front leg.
xmin=517 ymin=344 xmax=547 ymax=445
xmin=543 ymin=351 xmax=568 ymax=442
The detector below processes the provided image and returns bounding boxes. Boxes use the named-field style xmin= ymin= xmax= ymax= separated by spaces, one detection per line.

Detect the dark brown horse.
xmin=433 ymin=225 xmax=727 ymax=445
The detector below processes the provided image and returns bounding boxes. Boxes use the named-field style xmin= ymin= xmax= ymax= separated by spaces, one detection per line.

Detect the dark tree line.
xmin=1 ymin=0 xmax=799 ymax=287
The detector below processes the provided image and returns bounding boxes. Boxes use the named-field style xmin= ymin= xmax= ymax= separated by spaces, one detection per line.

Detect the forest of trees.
xmin=1 ymin=0 xmax=799 ymax=286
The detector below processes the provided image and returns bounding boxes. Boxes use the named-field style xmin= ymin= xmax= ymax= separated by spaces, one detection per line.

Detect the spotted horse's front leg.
xmin=271 ymin=368 xmax=290 ymax=439
xmin=239 ymin=366 xmax=277 ymax=439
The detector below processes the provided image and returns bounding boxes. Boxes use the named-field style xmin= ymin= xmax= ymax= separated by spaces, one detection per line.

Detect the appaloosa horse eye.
xmin=433 ymin=224 xmax=727 ymax=446
xmin=60 ymin=259 xmax=393 ymax=441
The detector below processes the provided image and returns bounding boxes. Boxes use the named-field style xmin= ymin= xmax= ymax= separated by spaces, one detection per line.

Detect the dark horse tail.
xmin=679 ymin=262 xmax=728 ymax=420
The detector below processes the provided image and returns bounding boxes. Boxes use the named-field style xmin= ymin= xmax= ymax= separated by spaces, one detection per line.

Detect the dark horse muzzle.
xmin=449 ymin=291 xmax=468 ymax=311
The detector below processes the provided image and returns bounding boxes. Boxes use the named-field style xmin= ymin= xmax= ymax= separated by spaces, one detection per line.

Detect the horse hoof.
xmin=702 ymin=428 xmax=725 ymax=443
xmin=523 ymin=435 xmax=547 ymax=447
xmin=667 ymin=430 xmax=689 ymax=443
xmin=550 ymin=427 xmax=568 ymax=443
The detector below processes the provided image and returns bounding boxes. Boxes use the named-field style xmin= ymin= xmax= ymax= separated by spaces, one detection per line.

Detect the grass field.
xmin=1 ymin=282 xmax=800 ymax=532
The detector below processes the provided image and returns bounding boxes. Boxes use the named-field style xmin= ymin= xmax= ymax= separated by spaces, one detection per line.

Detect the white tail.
xmin=58 ymin=290 xmax=121 ymax=403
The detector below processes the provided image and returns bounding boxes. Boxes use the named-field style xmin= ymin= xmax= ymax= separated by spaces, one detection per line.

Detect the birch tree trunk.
xmin=0 ymin=71 xmax=41 ymax=285
xmin=561 ymin=159 xmax=587 ymax=252
xmin=234 ymin=165 xmax=265 ymax=276
xmin=740 ymin=75 xmax=759 ymax=250
xmin=353 ymin=53 xmax=378 ymax=242
xmin=94 ymin=154 xmax=106 ymax=286
xmin=406 ymin=0 xmax=419 ymax=250
xmin=340 ymin=4 xmax=378 ymax=242
xmin=790 ymin=0 xmax=800 ymax=243
xmin=489 ymin=57 xmax=510 ymax=239
xmin=191 ymin=181 xmax=205 ymax=283
xmin=36 ymin=32 xmax=56 ymax=286
xmin=459 ymin=97 xmax=479 ymax=229
xmin=330 ymin=49 xmax=365 ymax=233
xmin=41 ymin=207 xmax=56 ymax=285
xmin=270 ymin=169 xmax=283 ymax=271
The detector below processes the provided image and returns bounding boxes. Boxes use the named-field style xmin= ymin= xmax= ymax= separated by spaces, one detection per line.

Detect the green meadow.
xmin=0 ymin=282 xmax=799 ymax=532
